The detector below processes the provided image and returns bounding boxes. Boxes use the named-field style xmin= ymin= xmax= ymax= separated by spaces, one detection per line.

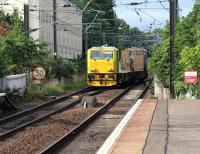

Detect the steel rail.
xmin=39 ymin=84 xmax=148 ymax=154
xmin=0 ymin=86 xmax=92 ymax=125
xmin=0 ymin=88 xmax=104 ymax=141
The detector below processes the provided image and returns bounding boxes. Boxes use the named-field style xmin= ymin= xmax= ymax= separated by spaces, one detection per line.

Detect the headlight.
xmin=108 ymin=68 xmax=113 ymax=72
xmin=90 ymin=67 xmax=96 ymax=72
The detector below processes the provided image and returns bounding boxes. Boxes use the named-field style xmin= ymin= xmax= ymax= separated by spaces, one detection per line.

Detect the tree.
xmin=2 ymin=35 xmax=48 ymax=73
xmin=0 ymin=50 xmax=9 ymax=78
xmin=70 ymin=0 xmax=116 ymax=47
xmin=50 ymin=57 xmax=77 ymax=79
xmin=148 ymin=39 xmax=170 ymax=87
xmin=149 ymin=1 xmax=200 ymax=97
xmin=0 ymin=10 xmax=49 ymax=75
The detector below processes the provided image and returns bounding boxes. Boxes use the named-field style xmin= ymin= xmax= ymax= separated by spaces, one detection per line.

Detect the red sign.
xmin=184 ymin=70 xmax=198 ymax=84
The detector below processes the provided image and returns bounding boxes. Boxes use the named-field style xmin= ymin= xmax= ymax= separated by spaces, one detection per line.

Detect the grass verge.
xmin=22 ymin=74 xmax=86 ymax=102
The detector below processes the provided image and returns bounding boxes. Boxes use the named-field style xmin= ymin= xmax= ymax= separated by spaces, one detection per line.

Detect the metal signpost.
xmin=33 ymin=66 xmax=46 ymax=86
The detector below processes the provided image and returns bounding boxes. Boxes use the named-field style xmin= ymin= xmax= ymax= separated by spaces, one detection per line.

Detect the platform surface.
xmin=144 ymin=100 xmax=200 ymax=154
xmin=97 ymin=99 xmax=157 ymax=154
xmin=98 ymin=99 xmax=200 ymax=154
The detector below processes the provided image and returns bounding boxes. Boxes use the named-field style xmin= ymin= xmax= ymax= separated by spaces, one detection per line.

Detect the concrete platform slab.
xmin=110 ymin=141 xmax=144 ymax=154
xmin=167 ymin=101 xmax=200 ymax=154
xmin=143 ymin=101 xmax=168 ymax=154
xmin=144 ymin=100 xmax=200 ymax=154
xmin=97 ymin=99 xmax=157 ymax=154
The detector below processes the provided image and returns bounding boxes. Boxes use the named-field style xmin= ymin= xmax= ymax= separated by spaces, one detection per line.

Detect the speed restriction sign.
xmin=33 ymin=66 xmax=46 ymax=80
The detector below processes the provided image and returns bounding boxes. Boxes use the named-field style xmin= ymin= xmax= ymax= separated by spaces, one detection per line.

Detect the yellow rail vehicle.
xmin=87 ymin=46 xmax=147 ymax=87
xmin=87 ymin=46 xmax=118 ymax=86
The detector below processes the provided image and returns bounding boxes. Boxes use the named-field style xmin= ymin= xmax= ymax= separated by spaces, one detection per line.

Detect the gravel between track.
xmin=0 ymin=89 xmax=121 ymax=154
xmin=0 ymin=107 xmax=97 ymax=154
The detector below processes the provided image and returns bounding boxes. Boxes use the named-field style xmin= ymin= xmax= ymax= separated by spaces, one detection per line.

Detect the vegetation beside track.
xmin=0 ymin=2 xmax=154 ymax=102
xmin=21 ymin=74 xmax=86 ymax=102
xmin=0 ymin=10 xmax=86 ymax=102
xmin=149 ymin=2 xmax=200 ymax=98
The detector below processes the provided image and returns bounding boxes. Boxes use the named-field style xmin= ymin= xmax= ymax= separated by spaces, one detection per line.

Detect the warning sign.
xmin=184 ymin=70 xmax=197 ymax=84
xmin=33 ymin=66 xmax=46 ymax=80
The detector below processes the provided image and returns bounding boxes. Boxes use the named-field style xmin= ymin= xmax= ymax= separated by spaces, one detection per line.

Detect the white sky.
xmin=114 ymin=0 xmax=196 ymax=31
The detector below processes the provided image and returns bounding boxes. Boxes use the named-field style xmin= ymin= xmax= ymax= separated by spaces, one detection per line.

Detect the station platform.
xmin=97 ymin=99 xmax=200 ymax=154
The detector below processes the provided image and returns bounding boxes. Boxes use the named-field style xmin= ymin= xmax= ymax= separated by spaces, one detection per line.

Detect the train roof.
xmin=88 ymin=46 xmax=147 ymax=53
xmin=89 ymin=46 xmax=119 ymax=51
xmin=128 ymin=47 xmax=147 ymax=51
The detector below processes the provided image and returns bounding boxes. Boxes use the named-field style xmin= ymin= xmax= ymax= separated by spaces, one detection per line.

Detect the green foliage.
xmin=176 ymin=3 xmax=200 ymax=97
xmin=2 ymin=36 xmax=49 ymax=73
xmin=24 ymin=76 xmax=86 ymax=102
xmin=0 ymin=51 xmax=9 ymax=78
xmin=180 ymin=45 xmax=200 ymax=70
xmin=0 ymin=10 xmax=49 ymax=75
xmin=62 ymin=76 xmax=86 ymax=90
xmin=41 ymin=81 xmax=64 ymax=96
xmin=148 ymin=38 xmax=170 ymax=87
xmin=49 ymin=58 xmax=77 ymax=79
xmin=149 ymin=2 xmax=200 ymax=97
xmin=70 ymin=0 xmax=116 ymax=47
xmin=69 ymin=0 xmax=151 ymax=51
xmin=0 ymin=9 xmax=22 ymax=27
xmin=175 ymin=80 xmax=187 ymax=96
xmin=24 ymin=81 xmax=64 ymax=101
xmin=72 ymin=55 xmax=86 ymax=73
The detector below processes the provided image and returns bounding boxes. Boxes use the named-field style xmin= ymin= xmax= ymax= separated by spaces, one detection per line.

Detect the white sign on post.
xmin=33 ymin=66 xmax=46 ymax=81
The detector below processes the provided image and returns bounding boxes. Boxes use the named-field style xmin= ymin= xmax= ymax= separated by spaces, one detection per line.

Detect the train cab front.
xmin=87 ymin=73 xmax=117 ymax=87
xmin=87 ymin=47 xmax=118 ymax=87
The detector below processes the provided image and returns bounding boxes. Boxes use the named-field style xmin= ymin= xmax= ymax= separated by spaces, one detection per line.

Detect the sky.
xmin=114 ymin=0 xmax=196 ymax=31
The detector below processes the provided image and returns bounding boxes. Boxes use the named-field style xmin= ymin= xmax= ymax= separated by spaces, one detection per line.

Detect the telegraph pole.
xmin=53 ymin=0 xmax=57 ymax=60
xmin=169 ymin=0 xmax=178 ymax=98
xmin=24 ymin=4 xmax=29 ymax=38
xmin=175 ymin=0 xmax=179 ymax=17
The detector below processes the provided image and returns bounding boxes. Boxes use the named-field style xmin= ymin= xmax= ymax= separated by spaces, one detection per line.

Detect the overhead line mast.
xmin=169 ymin=0 xmax=178 ymax=98
xmin=53 ymin=0 xmax=57 ymax=60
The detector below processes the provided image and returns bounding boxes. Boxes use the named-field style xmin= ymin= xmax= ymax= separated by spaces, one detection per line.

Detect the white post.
xmin=189 ymin=84 xmax=192 ymax=99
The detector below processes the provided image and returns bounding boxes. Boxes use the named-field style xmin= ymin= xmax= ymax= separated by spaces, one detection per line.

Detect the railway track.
xmin=0 ymin=86 xmax=102 ymax=141
xmin=0 ymin=86 xmax=92 ymax=125
xmin=39 ymin=83 xmax=148 ymax=154
xmin=0 ymin=87 xmax=120 ymax=154
xmin=0 ymin=84 xmax=148 ymax=154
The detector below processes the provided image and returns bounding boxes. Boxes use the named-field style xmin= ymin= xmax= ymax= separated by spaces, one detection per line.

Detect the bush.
xmin=23 ymin=84 xmax=41 ymax=102
xmin=0 ymin=38 xmax=10 ymax=78
xmin=23 ymin=71 xmax=86 ymax=102
xmin=63 ymin=74 xmax=86 ymax=90
xmin=49 ymin=57 xmax=77 ymax=79
xmin=0 ymin=53 xmax=9 ymax=78
xmin=23 ymin=81 xmax=63 ymax=102
xmin=72 ymin=55 xmax=86 ymax=73
xmin=40 ymin=80 xmax=64 ymax=96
